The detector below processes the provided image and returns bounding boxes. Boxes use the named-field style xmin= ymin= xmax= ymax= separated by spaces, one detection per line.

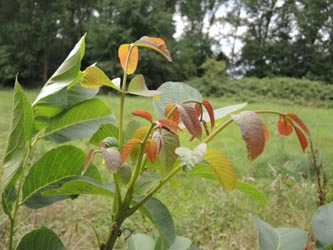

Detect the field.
xmin=0 ymin=88 xmax=332 ymax=249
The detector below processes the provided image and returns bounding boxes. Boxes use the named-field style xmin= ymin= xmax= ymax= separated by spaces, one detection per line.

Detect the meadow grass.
xmin=0 ymin=88 xmax=332 ymax=249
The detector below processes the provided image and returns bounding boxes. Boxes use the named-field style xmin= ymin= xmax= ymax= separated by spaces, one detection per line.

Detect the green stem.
xmin=8 ymin=144 xmax=31 ymax=250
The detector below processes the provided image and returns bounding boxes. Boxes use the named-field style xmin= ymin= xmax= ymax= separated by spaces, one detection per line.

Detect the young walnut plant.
xmin=0 ymin=35 xmax=312 ymax=250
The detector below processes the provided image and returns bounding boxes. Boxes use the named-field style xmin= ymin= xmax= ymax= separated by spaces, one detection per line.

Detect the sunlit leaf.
xmin=1 ymin=81 xmax=34 ymax=190
xmin=139 ymin=197 xmax=176 ymax=249
xmin=294 ymin=126 xmax=308 ymax=152
xmin=177 ymin=103 xmax=202 ymax=140
xmin=121 ymin=138 xmax=141 ymax=164
xmin=202 ymin=100 xmax=215 ymax=128
xmin=145 ymin=139 xmax=158 ymax=164
xmin=154 ymin=130 xmax=180 ymax=174
xmin=134 ymin=36 xmax=172 ymax=62
xmin=81 ymin=64 xmax=121 ymax=91
xmin=175 ymin=143 xmax=207 ymax=172
xmin=204 ymin=150 xmax=237 ymax=190
xmin=277 ymin=115 xmax=293 ymax=136
xmin=132 ymin=109 xmax=153 ymax=123
xmin=165 ymin=103 xmax=180 ymax=124
xmin=16 ymin=227 xmax=65 ymax=250
xmin=127 ymin=74 xmax=161 ymax=97
xmin=262 ymin=123 xmax=270 ymax=141
xmin=118 ymin=44 xmax=139 ymax=74
xmin=132 ymin=126 xmax=151 ymax=140
xmin=287 ymin=112 xmax=311 ymax=136
xmin=231 ymin=111 xmax=266 ymax=160
xmin=253 ymin=216 xmax=307 ymax=250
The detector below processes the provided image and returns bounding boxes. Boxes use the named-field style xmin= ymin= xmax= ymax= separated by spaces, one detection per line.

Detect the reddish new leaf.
xmin=287 ymin=112 xmax=311 ymax=136
xmin=165 ymin=103 xmax=180 ymax=124
xmin=202 ymin=100 xmax=215 ymax=128
xmin=134 ymin=36 xmax=172 ymax=62
xmin=82 ymin=149 xmax=95 ymax=175
xmin=231 ymin=111 xmax=266 ymax=160
xmin=145 ymin=139 xmax=158 ymax=163
xmin=262 ymin=123 xmax=269 ymax=142
xmin=118 ymin=44 xmax=139 ymax=74
xmin=294 ymin=126 xmax=308 ymax=152
xmin=202 ymin=120 xmax=210 ymax=136
xmin=176 ymin=103 xmax=202 ymax=140
xmin=277 ymin=115 xmax=293 ymax=136
xmin=132 ymin=109 xmax=153 ymax=123
xmin=194 ymin=103 xmax=202 ymax=117
xmin=156 ymin=118 xmax=181 ymax=134
xmin=121 ymin=138 xmax=141 ymax=164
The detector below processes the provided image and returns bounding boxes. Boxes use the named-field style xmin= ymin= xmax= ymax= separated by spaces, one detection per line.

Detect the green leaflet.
xmin=1 ymin=81 xmax=34 ymax=191
xmin=16 ymin=227 xmax=65 ymax=250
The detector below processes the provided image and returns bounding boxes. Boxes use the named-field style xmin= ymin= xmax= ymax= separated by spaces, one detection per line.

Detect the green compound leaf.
xmin=22 ymin=145 xmax=87 ymax=208
xmin=33 ymin=35 xmax=87 ymax=124
xmin=1 ymin=81 xmax=34 ymax=191
xmin=42 ymin=98 xmax=114 ymax=143
xmin=127 ymin=74 xmax=161 ymax=98
xmin=139 ymin=197 xmax=176 ymax=250
xmin=16 ymin=227 xmax=65 ymax=250
xmin=253 ymin=216 xmax=307 ymax=250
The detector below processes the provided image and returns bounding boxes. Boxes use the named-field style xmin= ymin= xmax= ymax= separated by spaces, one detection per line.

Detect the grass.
xmin=0 ymin=88 xmax=332 ymax=249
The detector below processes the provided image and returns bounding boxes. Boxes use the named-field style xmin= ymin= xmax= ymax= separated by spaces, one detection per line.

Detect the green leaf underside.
xmin=253 ymin=216 xmax=307 ymax=250
xmin=127 ymin=234 xmax=155 ymax=250
xmin=134 ymin=172 xmax=160 ymax=196
xmin=208 ymin=103 xmax=247 ymax=124
xmin=153 ymin=82 xmax=202 ymax=118
xmin=154 ymin=130 xmax=180 ymax=174
xmin=1 ymin=81 xmax=34 ymax=190
xmin=42 ymin=98 xmax=114 ymax=142
xmin=89 ymin=123 xmax=119 ymax=146
xmin=43 ymin=177 xmax=114 ymax=197
xmin=33 ymin=35 xmax=86 ymax=121
xmin=168 ymin=236 xmax=192 ymax=250
xmin=231 ymin=111 xmax=266 ymax=160
xmin=204 ymin=150 xmax=237 ymax=190
xmin=22 ymin=145 xmax=86 ymax=205
xmin=312 ymin=202 xmax=333 ymax=249
xmin=127 ymin=74 xmax=161 ymax=97
xmin=139 ymin=197 xmax=176 ymax=250
xmin=16 ymin=227 xmax=65 ymax=250
xmin=81 ymin=65 xmax=121 ymax=91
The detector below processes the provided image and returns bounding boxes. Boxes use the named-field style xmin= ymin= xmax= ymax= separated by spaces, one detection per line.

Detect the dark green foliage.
xmin=188 ymin=76 xmax=333 ymax=108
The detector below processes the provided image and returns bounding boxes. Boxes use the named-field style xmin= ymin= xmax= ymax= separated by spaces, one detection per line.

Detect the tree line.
xmin=0 ymin=0 xmax=332 ymax=88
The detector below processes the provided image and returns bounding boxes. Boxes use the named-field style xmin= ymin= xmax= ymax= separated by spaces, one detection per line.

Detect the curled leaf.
xmin=165 ymin=103 xmax=180 ymax=124
xmin=231 ymin=111 xmax=265 ymax=160
xmin=294 ymin=126 xmax=308 ymax=152
xmin=127 ymin=74 xmax=161 ymax=98
xmin=156 ymin=118 xmax=181 ymax=134
xmin=175 ymin=143 xmax=207 ymax=172
xmin=202 ymin=100 xmax=215 ymax=128
xmin=118 ymin=44 xmax=139 ymax=74
xmin=287 ymin=112 xmax=311 ymax=136
xmin=134 ymin=36 xmax=172 ymax=62
xmin=101 ymin=147 xmax=121 ymax=173
xmin=177 ymin=103 xmax=202 ymax=140
xmin=145 ymin=139 xmax=158 ymax=163
xmin=277 ymin=115 xmax=293 ymax=136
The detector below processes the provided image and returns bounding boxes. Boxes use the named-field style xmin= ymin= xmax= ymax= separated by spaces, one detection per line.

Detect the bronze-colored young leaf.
xmin=231 ymin=111 xmax=266 ymax=160
xmin=204 ymin=150 xmax=237 ymax=190
xmin=165 ymin=103 xmax=180 ymax=124
xmin=176 ymin=103 xmax=202 ymax=140
xmin=82 ymin=149 xmax=95 ymax=175
xmin=81 ymin=65 xmax=121 ymax=91
xmin=287 ymin=112 xmax=311 ymax=136
xmin=202 ymin=100 xmax=215 ymax=128
xmin=277 ymin=115 xmax=293 ymax=136
xmin=121 ymin=138 xmax=141 ymax=164
xmin=118 ymin=44 xmax=139 ymax=74
xmin=132 ymin=110 xmax=153 ymax=123
xmin=157 ymin=118 xmax=180 ymax=134
xmin=194 ymin=103 xmax=202 ymax=118
xmin=134 ymin=36 xmax=172 ymax=62
xmin=101 ymin=147 xmax=121 ymax=173
xmin=145 ymin=139 xmax=158 ymax=163
xmin=294 ymin=126 xmax=308 ymax=152
xmin=262 ymin=123 xmax=270 ymax=142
